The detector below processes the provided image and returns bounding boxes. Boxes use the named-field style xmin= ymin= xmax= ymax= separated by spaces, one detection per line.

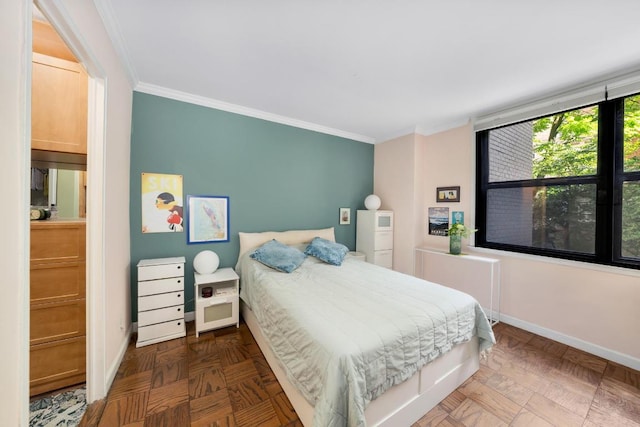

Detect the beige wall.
xmin=375 ymin=123 xmax=640 ymax=369
xmin=1 ymin=1 xmax=30 ymax=423
xmin=418 ymin=124 xmax=475 ymax=252
xmin=1 ymin=1 xmax=133 ymax=422
xmin=374 ymin=134 xmax=417 ymax=274
xmin=62 ymin=0 xmax=134 ymax=397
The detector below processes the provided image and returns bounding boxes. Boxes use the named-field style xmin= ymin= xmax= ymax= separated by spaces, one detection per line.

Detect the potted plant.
xmin=447 ymin=223 xmax=477 ymax=255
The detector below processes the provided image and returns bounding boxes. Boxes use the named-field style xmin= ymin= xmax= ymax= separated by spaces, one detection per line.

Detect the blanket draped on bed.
xmin=238 ymin=253 xmax=495 ymax=427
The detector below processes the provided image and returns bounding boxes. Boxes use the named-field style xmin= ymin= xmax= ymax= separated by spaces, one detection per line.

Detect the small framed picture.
xmin=437 ymin=186 xmax=460 ymax=203
xmin=339 ymin=207 xmax=351 ymax=225
xmin=452 ymin=211 xmax=464 ymax=225
xmin=187 ymin=195 xmax=230 ymax=244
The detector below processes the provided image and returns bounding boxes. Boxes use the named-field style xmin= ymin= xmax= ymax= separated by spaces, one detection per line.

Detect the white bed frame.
xmin=237 ymin=227 xmax=481 ymax=426
xmin=242 ymin=302 xmax=479 ymax=426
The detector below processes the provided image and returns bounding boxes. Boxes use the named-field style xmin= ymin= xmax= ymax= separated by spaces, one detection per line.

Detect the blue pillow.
xmin=304 ymin=237 xmax=349 ymax=266
xmin=250 ymin=239 xmax=306 ymax=273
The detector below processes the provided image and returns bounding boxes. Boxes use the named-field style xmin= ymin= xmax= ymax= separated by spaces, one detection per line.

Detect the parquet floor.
xmin=79 ymin=320 xmax=640 ymax=427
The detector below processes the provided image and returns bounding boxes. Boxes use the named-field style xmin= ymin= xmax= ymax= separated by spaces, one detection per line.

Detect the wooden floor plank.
xmin=76 ymin=321 xmax=640 ymax=427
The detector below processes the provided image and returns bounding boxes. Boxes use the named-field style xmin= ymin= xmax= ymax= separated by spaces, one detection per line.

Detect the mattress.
xmin=237 ymin=250 xmax=495 ymax=427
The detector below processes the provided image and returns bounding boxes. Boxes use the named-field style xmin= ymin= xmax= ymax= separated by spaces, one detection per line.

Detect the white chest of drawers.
xmin=356 ymin=210 xmax=394 ymax=269
xmin=136 ymin=256 xmax=186 ymax=347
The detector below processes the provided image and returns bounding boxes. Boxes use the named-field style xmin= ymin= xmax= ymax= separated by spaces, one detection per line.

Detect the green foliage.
xmin=531 ymin=96 xmax=640 ymax=258
xmin=447 ymin=223 xmax=476 ymax=237
xmin=532 ymin=107 xmax=598 ymax=179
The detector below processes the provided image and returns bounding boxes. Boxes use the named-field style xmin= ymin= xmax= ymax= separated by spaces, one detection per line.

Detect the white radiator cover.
xmin=414 ymin=248 xmax=500 ymax=324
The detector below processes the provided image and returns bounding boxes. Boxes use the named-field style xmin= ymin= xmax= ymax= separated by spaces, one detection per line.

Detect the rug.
xmin=30 ymin=386 xmax=86 ymax=427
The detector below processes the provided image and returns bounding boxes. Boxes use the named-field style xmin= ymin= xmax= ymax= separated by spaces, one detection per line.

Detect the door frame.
xmin=34 ymin=0 xmax=107 ymax=403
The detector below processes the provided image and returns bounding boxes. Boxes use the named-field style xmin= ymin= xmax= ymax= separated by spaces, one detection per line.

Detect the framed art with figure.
xmin=141 ymin=172 xmax=184 ymax=233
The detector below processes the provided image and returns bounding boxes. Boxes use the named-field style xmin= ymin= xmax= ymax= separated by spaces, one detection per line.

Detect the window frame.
xmin=476 ymin=96 xmax=640 ymax=270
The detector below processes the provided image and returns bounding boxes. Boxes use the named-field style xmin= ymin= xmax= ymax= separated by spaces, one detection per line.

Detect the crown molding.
xmin=93 ymin=0 xmax=138 ymax=88
xmin=134 ymin=82 xmax=376 ymax=144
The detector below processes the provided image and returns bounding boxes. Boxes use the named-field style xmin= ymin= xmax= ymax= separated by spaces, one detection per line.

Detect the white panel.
xmin=137 ymin=277 xmax=183 ymax=296
xmin=138 ymin=305 xmax=184 ymax=327
xmin=138 ymin=291 xmax=184 ymax=312
xmin=374 ymin=250 xmax=393 ymax=269
xmin=475 ymin=85 xmax=605 ymax=131
xmin=414 ymin=248 xmax=500 ymax=324
xmin=375 ymin=231 xmax=393 ymax=250
xmin=137 ymin=319 xmax=185 ymax=342
xmin=137 ymin=262 xmax=184 ymax=281
xmin=606 ymin=73 xmax=640 ymax=100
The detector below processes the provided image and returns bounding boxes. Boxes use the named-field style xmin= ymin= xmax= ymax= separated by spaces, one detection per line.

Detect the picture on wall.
xmin=141 ymin=172 xmax=184 ymax=233
xmin=339 ymin=207 xmax=351 ymax=225
xmin=187 ymin=195 xmax=229 ymax=244
xmin=452 ymin=211 xmax=464 ymax=225
xmin=428 ymin=207 xmax=449 ymax=236
xmin=437 ymin=186 xmax=460 ymax=202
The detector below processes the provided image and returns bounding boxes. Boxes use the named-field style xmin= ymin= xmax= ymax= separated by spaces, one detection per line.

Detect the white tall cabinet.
xmin=356 ymin=210 xmax=394 ymax=268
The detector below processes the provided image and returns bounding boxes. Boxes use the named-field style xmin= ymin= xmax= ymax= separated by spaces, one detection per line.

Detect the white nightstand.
xmin=194 ymin=268 xmax=239 ymax=337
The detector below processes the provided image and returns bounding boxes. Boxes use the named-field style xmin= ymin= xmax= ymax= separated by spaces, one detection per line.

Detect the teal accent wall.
xmin=130 ymin=92 xmax=374 ymax=319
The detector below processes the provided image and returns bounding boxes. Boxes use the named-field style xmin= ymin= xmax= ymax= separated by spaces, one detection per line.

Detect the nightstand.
xmin=194 ymin=268 xmax=239 ymax=337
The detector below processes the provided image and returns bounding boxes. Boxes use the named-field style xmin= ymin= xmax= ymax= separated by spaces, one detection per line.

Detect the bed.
xmin=236 ymin=227 xmax=495 ymax=427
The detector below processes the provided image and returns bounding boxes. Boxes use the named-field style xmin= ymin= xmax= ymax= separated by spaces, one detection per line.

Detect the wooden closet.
xmin=30 ymin=221 xmax=86 ymax=396
xmin=30 ymin=18 xmax=88 ymax=396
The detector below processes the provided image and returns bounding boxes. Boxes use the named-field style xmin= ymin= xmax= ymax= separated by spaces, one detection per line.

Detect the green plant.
xmin=447 ymin=223 xmax=477 ymax=238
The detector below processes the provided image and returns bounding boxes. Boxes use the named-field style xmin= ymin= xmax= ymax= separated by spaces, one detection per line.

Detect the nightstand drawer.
xmin=138 ymin=291 xmax=183 ymax=312
xmin=138 ymin=262 xmax=184 ymax=281
xmin=138 ymin=277 xmax=184 ymax=296
xmin=137 ymin=319 xmax=184 ymax=343
xmin=138 ymin=305 xmax=184 ymax=327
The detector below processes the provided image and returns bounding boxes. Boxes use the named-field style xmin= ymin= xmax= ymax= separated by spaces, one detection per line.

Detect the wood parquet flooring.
xmin=79 ymin=320 xmax=640 ymax=427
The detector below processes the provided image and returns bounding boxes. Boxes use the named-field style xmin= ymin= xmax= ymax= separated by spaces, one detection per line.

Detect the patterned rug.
xmin=30 ymin=386 xmax=86 ymax=427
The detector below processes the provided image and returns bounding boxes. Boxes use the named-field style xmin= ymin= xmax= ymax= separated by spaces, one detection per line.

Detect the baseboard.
xmin=499 ymin=313 xmax=640 ymax=371
xmin=105 ymin=324 xmax=132 ymax=395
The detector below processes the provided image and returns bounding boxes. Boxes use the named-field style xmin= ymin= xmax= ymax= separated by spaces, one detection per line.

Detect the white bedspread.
xmin=238 ymin=252 xmax=495 ymax=427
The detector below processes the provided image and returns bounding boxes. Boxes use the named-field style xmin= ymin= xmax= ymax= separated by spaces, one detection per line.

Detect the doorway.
xmin=30 ymin=0 xmax=108 ymax=411
xmin=29 ymin=6 xmax=88 ymax=406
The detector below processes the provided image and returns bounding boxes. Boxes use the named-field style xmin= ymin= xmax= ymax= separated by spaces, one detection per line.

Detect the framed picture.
xmin=339 ymin=207 xmax=351 ymax=225
xmin=437 ymin=186 xmax=460 ymax=203
xmin=428 ymin=207 xmax=449 ymax=236
xmin=452 ymin=211 xmax=464 ymax=225
xmin=141 ymin=172 xmax=184 ymax=233
xmin=187 ymin=195 xmax=229 ymax=244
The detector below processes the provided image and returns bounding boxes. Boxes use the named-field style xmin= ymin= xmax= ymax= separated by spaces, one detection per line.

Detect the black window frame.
xmin=476 ymin=95 xmax=640 ymax=270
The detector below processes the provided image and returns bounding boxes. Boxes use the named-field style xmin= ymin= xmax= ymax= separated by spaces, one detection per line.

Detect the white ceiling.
xmin=96 ymin=0 xmax=640 ymax=143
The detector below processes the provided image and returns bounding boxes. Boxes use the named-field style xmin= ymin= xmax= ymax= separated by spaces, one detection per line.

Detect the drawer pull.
xmin=177 ymin=294 xmax=181 ymax=298
xmin=177 ymin=279 xmax=181 ymax=283
xmin=177 ymin=265 xmax=182 ymax=270
xmin=177 ymin=307 xmax=181 ymax=312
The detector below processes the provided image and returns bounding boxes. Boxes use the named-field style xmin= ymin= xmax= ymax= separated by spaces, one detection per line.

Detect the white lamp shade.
xmin=193 ymin=250 xmax=220 ymax=275
xmin=364 ymin=194 xmax=381 ymax=210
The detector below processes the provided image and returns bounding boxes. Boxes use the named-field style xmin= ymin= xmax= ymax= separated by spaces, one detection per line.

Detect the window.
xmin=476 ymin=94 xmax=640 ymax=269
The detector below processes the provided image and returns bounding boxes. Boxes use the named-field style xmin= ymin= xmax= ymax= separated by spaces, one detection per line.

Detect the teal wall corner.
xmin=130 ymin=92 xmax=374 ymax=319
